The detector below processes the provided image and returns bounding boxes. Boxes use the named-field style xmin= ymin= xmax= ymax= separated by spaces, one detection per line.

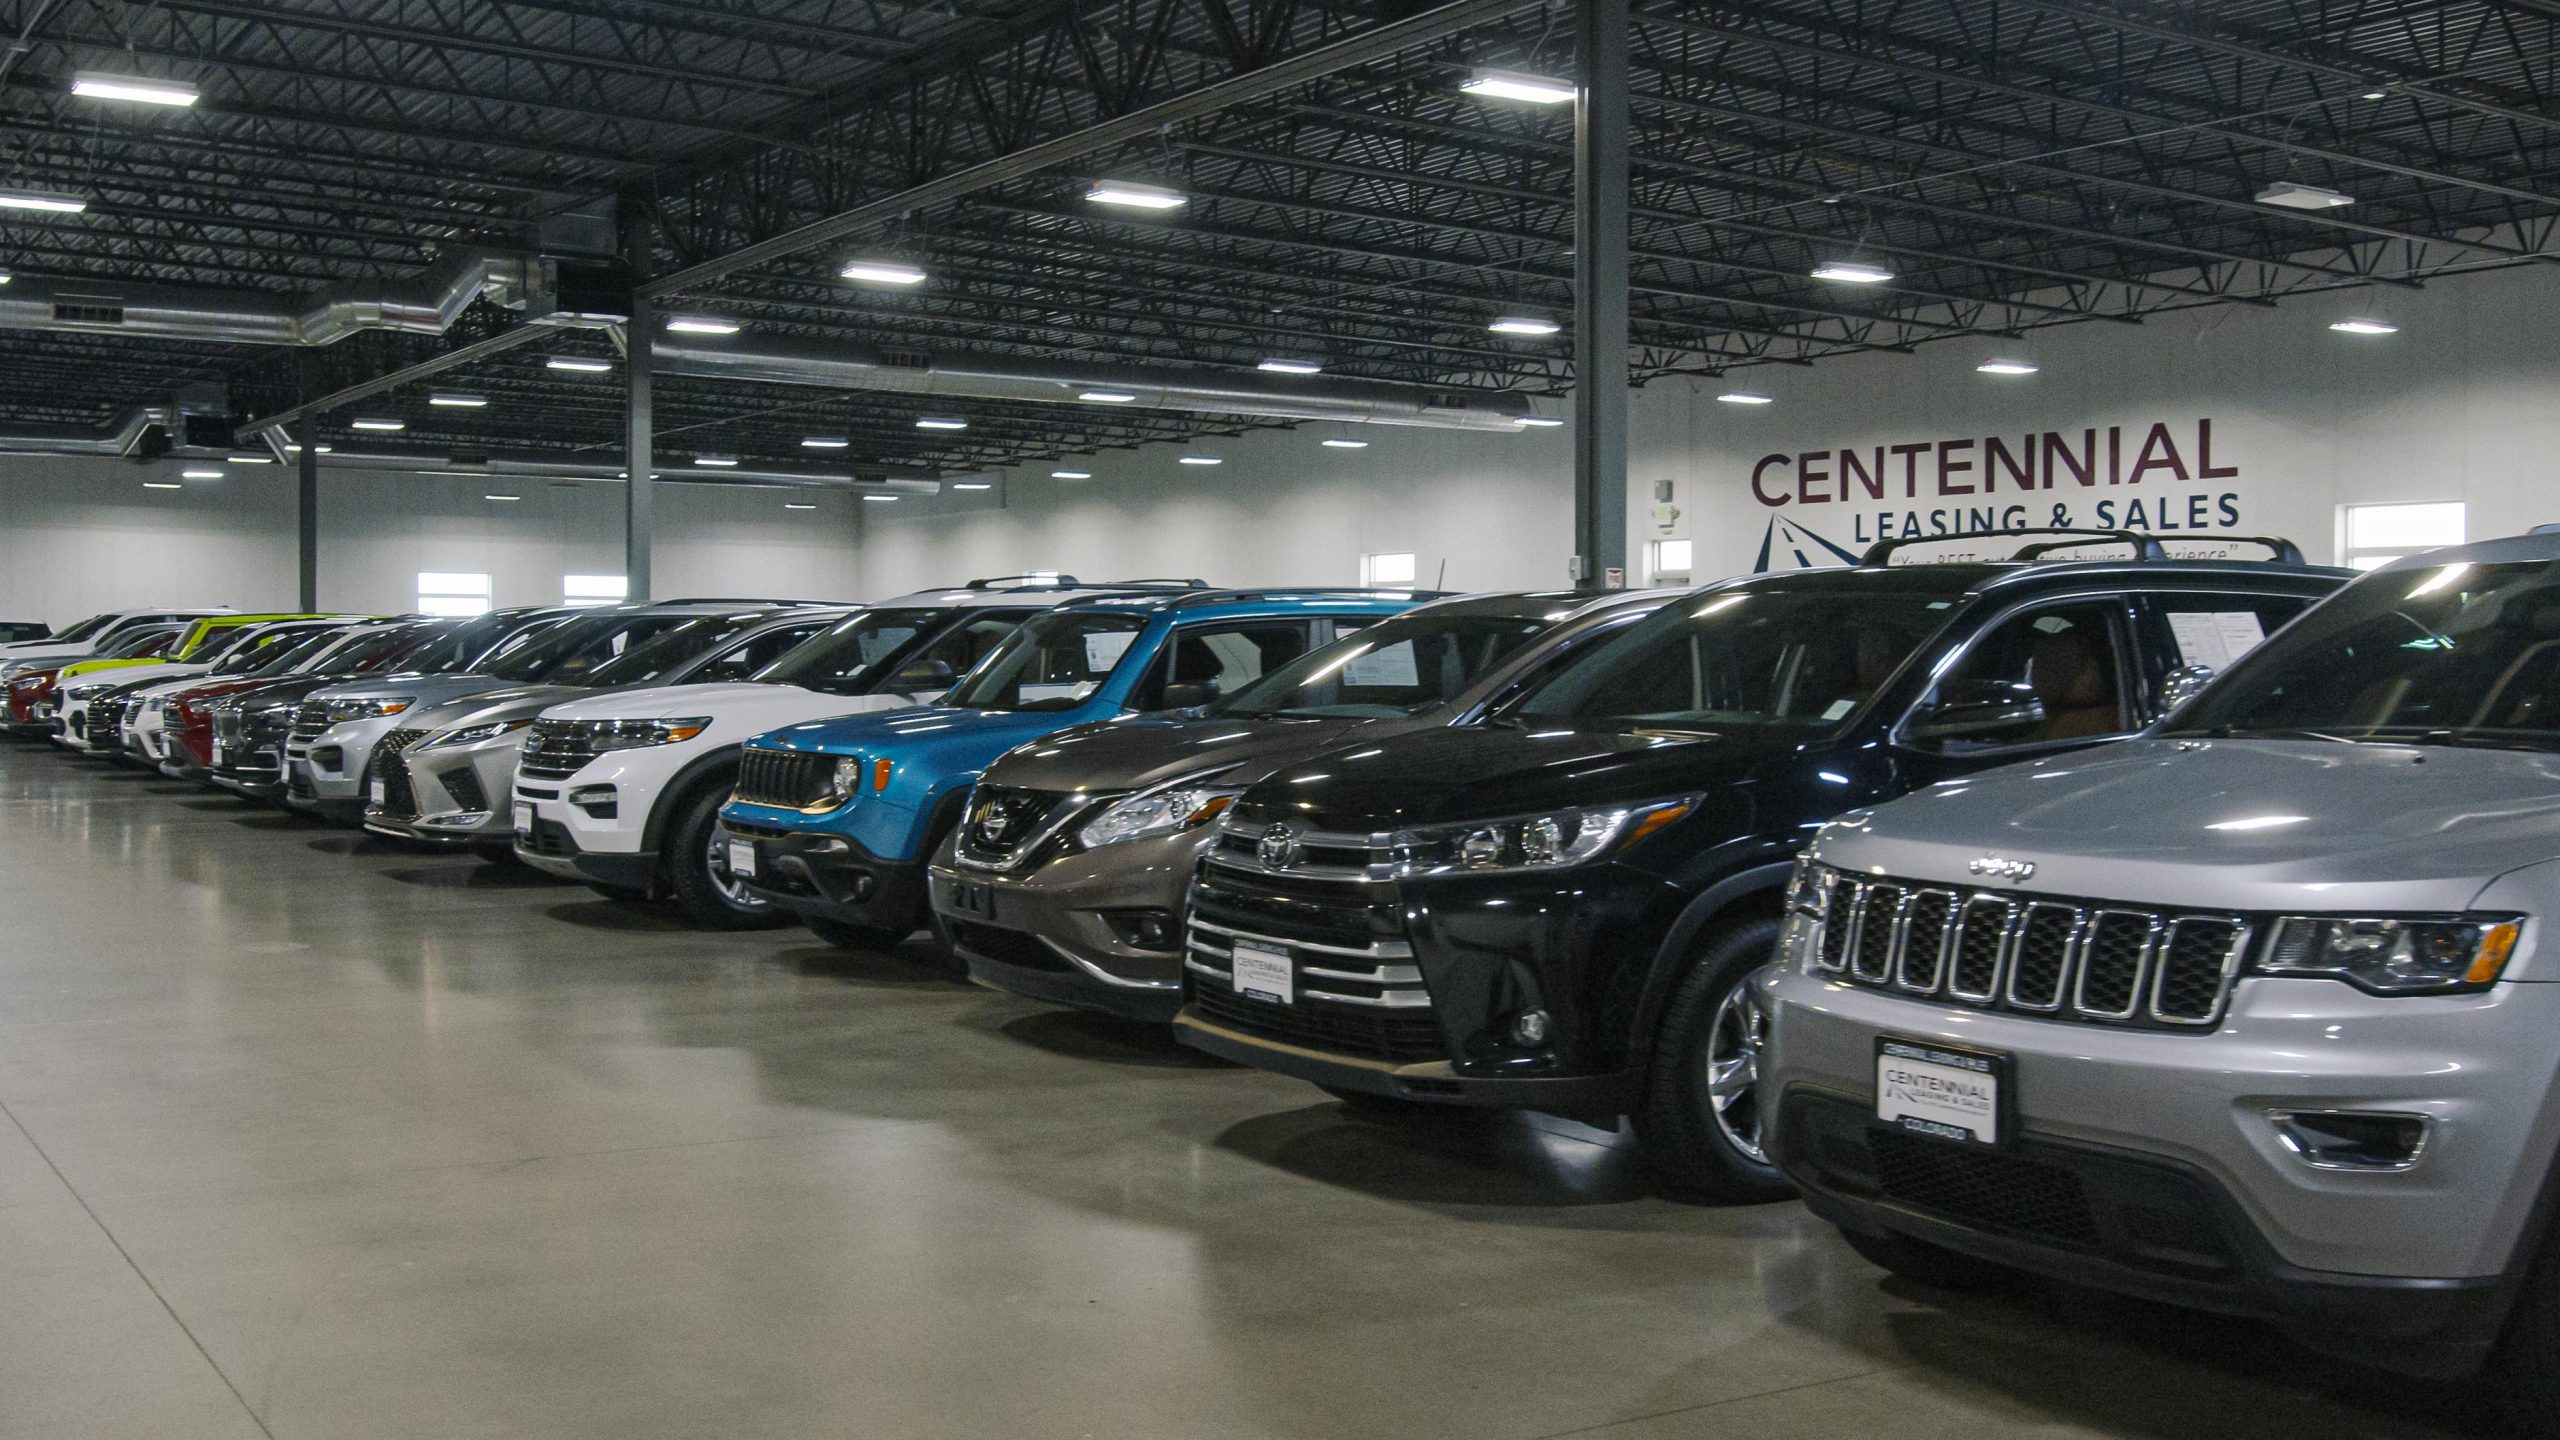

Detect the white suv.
xmin=514 ymin=582 xmax=1132 ymax=927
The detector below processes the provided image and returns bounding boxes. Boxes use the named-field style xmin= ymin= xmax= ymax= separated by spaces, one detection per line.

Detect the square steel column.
xmin=1573 ymin=0 xmax=1631 ymax=589
xmin=297 ymin=436 xmax=319 ymax=611
xmin=624 ymin=299 xmax=654 ymax=603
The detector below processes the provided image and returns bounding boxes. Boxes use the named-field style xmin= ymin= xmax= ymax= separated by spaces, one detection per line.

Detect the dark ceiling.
xmin=1 ymin=0 xmax=2554 ymax=477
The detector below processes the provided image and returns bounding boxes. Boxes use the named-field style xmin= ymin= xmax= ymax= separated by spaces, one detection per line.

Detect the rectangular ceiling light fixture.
xmin=840 ymin=259 xmax=928 ymax=285
xmin=71 ymin=72 xmax=199 ymax=106
xmin=665 ymin=316 xmax=740 ymax=334
xmin=2256 ymin=180 xmax=2355 ymax=209
xmin=1460 ymin=69 xmax=1576 ymax=105
xmin=546 ymin=356 xmax=612 ymax=373
xmin=1086 ymin=179 xmax=1188 ymax=210
xmin=0 ymin=190 xmax=87 ymax=213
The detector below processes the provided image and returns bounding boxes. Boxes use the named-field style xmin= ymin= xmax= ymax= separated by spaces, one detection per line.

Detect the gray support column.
xmin=297 ymin=435 xmax=320 ymax=611
xmin=1572 ymin=0 xmax=1631 ymax=589
xmin=624 ymin=301 xmax=654 ymax=602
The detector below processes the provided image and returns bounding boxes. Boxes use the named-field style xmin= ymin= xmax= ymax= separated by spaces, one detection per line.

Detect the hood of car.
xmin=983 ymin=712 xmax=1388 ymax=796
xmin=1814 ymin=736 xmax=2560 ymax=913
xmin=64 ymin=660 xmax=202 ymax=693
xmin=1242 ymin=723 xmax=1795 ymax=831
xmin=406 ymin=685 xmax=591 ymax=733
xmin=754 ymin=702 xmax=1085 ymax=771
xmin=304 ymin=672 xmax=508 ymax=712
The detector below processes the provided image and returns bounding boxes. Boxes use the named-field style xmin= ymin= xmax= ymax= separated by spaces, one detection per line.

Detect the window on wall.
xmin=2341 ymin=502 xmax=2465 ymax=571
xmin=563 ymin=574 xmax=628 ymax=608
xmin=417 ymin=572 xmax=492 ymax=617
xmin=1649 ymin=538 xmax=1694 ymax=585
xmin=1362 ymin=552 xmax=1417 ymax=588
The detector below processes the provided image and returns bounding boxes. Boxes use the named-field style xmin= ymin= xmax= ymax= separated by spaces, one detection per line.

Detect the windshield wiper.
xmin=2208 ymin=725 xmax=2365 ymax=744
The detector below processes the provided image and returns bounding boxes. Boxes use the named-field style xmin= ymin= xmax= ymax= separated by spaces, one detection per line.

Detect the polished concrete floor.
xmin=0 ymin=744 xmax=2489 ymax=1440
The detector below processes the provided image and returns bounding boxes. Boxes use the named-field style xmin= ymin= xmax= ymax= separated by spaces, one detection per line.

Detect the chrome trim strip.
xmin=2002 ymin=902 xmax=2086 ymax=1013
xmin=2070 ymin=910 xmax=2163 ymax=1020
xmin=1189 ymin=915 xmax=1413 ymax=961
xmin=1894 ymin=888 xmax=1958 ymax=994
xmin=1944 ymin=895 xmax=2013 ymax=1003
xmin=1043 ymin=936 xmax=1180 ymax=991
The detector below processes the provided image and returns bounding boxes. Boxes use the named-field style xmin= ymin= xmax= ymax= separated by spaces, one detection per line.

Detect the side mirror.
xmin=1908 ymin=679 xmax=2048 ymax=743
xmin=1159 ymin=679 xmax=1221 ymax=709
xmin=890 ymin=659 xmax=956 ymax=693
xmin=2159 ymin=663 xmax=2217 ymax=715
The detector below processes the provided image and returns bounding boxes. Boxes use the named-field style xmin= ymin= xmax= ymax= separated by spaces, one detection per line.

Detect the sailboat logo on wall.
xmin=1753 ymin=516 xmax=1863 ymax=572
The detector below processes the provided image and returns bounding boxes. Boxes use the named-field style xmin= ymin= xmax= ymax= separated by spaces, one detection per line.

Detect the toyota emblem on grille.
xmin=1257 ymin=824 xmax=1302 ymax=870
xmin=1967 ymin=855 xmax=2037 ymax=882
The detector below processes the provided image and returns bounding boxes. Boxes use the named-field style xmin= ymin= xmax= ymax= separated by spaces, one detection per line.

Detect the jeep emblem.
xmin=1968 ymin=855 xmax=2036 ymax=883
xmin=1257 ymin=824 xmax=1302 ymax=870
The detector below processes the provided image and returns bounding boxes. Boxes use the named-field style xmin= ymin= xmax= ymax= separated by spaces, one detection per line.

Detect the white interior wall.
xmin=3 ymin=263 xmax=2553 ymax=624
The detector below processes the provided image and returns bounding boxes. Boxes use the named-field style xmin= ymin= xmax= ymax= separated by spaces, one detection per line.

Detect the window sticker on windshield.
xmin=2167 ymin=611 xmax=2267 ymax=670
xmin=1020 ymin=682 xmax=1097 ymax=703
xmin=856 ymin=628 xmax=920 ymax=664
xmin=2032 ymin=615 xmax=2073 ymax=634
xmin=1341 ymin=641 xmax=1420 ymax=688
xmin=1821 ymin=697 xmax=1855 ymax=720
xmin=1083 ymin=631 xmax=1137 ymax=672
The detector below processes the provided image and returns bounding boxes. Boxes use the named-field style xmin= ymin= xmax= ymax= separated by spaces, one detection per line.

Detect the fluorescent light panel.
xmin=429 ymin=392 xmax=487 ymax=408
xmin=1321 ymin=438 xmax=1369 ymax=449
xmin=839 ymin=259 xmax=927 ymax=285
xmin=1257 ymin=357 xmax=1324 ymax=375
xmin=914 ymin=416 xmax=969 ymax=430
xmin=142 ymin=481 xmax=182 ymax=489
xmin=665 ymin=315 xmax=739 ymax=334
xmin=1514 ymin=415 xmax=1564 ymax=428
xmin=546 ymin=356 xmax=612 ymax=373
xmin=1718 ymin=391 xmax=1775 ymax=405
xmin=1079 ymin=389 xmax=1137 ymax=403
xmin=350 ymin=417 xmax=405 ymax=431
xmin=1977 ymin=358 xmax=2040 ymax=376
xmin=862 ymin=493 xmax=899 ymax=502
xmin=784 ymin=502 xmax=818 ymax=510
xmin=1086 ymin=179 xmax=1187 ymax=210
xmin=801 ymin=436 xmax=849 ymax=449
xmin=693 ymin=455 xmax=738 ymax=467
xmin=223 ymin=453 xmax=273 ymax=464
xmin=484 ymin=493 xmax=521 ymax=501
xmin=0 ymin=190 xmax=86 ymax=213
xmin=1488 ymin=316 xmax=1561 ymax=335
xmin=952 ymin=482 xmax=993 ymax=491
xmin=180 ymin=468 xmax=223 ymax=479
xmin=2256 ymin=180 xmax=2355 ymax=209
xmin=2331 ymin=316 xmax=2399 ymax=335
xmin=1179 ymin=455 xmax=1222 ymax=466
xmin=1811 ymin=261 xmax=1894 ymax=284
xmin=1460 ymin=68 xmax=1577 ymax=105
xmin=71 ymin=71 xmax=198 ymax=107
xmin=1051 ymin=469 xmax=1091 ymax=480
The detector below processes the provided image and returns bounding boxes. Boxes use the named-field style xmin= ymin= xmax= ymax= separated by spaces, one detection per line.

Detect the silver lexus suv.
xmin=1757 ymin=532 xmax=2560 ymax=1429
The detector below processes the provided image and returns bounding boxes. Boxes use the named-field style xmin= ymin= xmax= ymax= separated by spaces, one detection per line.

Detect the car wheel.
xmin=806 ymin=916 xmax=910 ymax=952
xmin=1634 ymin=913 xmax=1797 ymax=1203
xmin=665 ymin=783 xmax=790 ymax=931
xmin=1836 ymin=1224 xmax=2020 ymax=1293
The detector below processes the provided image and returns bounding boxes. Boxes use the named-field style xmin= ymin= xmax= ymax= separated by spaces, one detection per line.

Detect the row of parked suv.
xmin=13 ymin=527 xmax=2560 ymax=1431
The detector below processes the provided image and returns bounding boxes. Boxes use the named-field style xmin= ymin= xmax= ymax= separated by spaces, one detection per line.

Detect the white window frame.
xmin=417 ymin=571 xmax=492 ymax=617
xmin=1361 ymin=551 xmax=1417 ymax=588
xmin=1649 ymin=538 xmax=1694 ymax=585
xmin=562 ymin=574 xmax=629 ymax=607
xmin=2338 ymin=501 xmax=2465 ymax=572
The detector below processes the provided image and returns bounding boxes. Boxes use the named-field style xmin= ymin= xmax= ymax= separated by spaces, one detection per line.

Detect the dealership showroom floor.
xmin=0 ymin=750 xmax=2489 ymax=1440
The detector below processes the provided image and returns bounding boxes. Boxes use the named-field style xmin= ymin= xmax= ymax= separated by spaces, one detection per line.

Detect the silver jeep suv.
xmin=1759 ymin=532 xmax=2560 ymax=1428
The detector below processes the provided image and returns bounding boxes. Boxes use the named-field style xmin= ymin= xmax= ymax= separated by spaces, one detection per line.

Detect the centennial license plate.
xmin=511 ymin=801 xmax=533 ymax=835
xmin=1230 ymin=941 xmax=1295 ymax=1005
xmin=1875 ymin=1037 xmax=2008 ymax=1146
xmin=726 ymin=839 xmax=756 ymax=878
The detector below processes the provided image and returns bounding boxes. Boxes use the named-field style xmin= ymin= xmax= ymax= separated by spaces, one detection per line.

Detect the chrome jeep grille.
xmin=1810 ymin=872 xmax=2250 ymax=1029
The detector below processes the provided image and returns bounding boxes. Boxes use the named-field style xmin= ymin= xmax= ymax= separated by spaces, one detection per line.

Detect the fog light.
xmin=1509 ymin=1009 xmax=1552 ymax=1046
xmin=568 ymin=784 xmax=618 ymax=819
xmin=1102 ymin=908 xmax=1178 ymax=951
xmin=2270 ymin=1109 xmax=2430 ymax=1171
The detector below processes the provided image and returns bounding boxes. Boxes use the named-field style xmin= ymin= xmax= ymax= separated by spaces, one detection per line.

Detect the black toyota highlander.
xmin=1173 ymin=529 xmax=2349 ymax=1201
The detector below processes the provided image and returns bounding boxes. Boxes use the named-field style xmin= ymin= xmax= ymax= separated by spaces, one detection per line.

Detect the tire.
xmin=1836 ymin=1224 xmax=2020 ymax=1293
xmin=664 ymin=783 xmax=791 ymax=931
xmin=1633 ymin=913 xmax=1797 ymax=1203
xmin=2490 ymin=1221 xmax=2560 ymax=1437
xmin=806 ymin=916 xmax=910 ymax=951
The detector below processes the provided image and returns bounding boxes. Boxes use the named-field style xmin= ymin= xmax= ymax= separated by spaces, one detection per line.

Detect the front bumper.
xmin=1167 ymin=858 xmax=1682 ymax=1124
xmin=366 ymin=735 xmax=518 ymax=845
xmin=1759 ymin=965 xmax=2560 ymax=1374
xmin=928 ymin=832 xmax=1202 ymax=1023
xmin=513 ymin=781 xmax=658 ymax=891
xmin=727 ymin=822 xmax=929 ymax=935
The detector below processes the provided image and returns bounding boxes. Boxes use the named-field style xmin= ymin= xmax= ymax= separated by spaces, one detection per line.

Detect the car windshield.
xmin=2165 ymin=558 xmax=2560 ymax=750
xmin=50 ymin=614 xmax=110 ymax=642
xmin=1215 ymin=611 xmax=1552 ymax=719
xmin=483 ymin=613 xmax=697 ymax=684
xmin=185 ymin=625 xmax=268 ymax=663
xmin=1506 ymin=588 xmax=1953 ymax=735
xmin=584 ymin=612 xmax=767 ymax=687
xmin=106 ymin=627 xmax=181 ymax=658
xmin=412 ymin=612 xmax=543 ymax=673
xmin=944 ymin=611 xmax=1148 ymax=712
xmin=220 ymin=628 xmax=338 ymax=676
xmin=755 ymin=608 xmax=954 ymax=695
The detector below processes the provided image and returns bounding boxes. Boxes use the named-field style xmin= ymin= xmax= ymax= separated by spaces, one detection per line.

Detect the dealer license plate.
xmin=1875 ymin=1037 xmax=2008 ymax=1146
xmin=369 ymin=777 xmax=386 ymax=805
xmin=512 ymin=802 xmax=533 ymax=835
xmin=1230 ymin=941 xmax=1294 ymax=1005
xmin=726 ymin=839 xmax=756 ymax=878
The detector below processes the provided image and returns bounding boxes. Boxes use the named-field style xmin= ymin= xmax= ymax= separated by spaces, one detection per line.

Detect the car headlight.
xmin=323 ymin=696 xmax=412 ymax=722
xmin=813 ymin=755 xmax=866 ymax=810
xmin=1077 ymin=778 xmax=1242 ymax=849
xmin=1383 ymin=796 xmax=1697 ymax=878
xmin=581 ymin=717 xmax=712 ymax=753
xmin=423 ymin=718 xmax=535 ymax=749
xmin=2258 ymin=915 xmax=2523 ymax=995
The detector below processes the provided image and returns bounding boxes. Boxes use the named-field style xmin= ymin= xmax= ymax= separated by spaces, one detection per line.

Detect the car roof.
xmin=1044 ymin=587 xmax=1440 ymax=620
xmin=1401 ymin=588 xmax=1683 ymax=622
xmin=1696 ymin=555 xmax=2347 ymax=601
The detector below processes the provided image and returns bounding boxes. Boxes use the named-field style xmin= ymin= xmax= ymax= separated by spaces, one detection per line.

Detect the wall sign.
xmin=1744 ymin=417 xmax=2249 ymax=570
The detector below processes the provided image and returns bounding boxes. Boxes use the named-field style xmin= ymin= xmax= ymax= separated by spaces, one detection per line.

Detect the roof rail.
xmin=1863 ymin=527 xmax=2167 ymax=566
xmin=653 ymin=596 xmax=819 ymax=606
xmin=1106 ymin=577 xmax=1214 ymax=588
xmin=964 ymin=573 xmax=1080 ymax=589
xmin=1160 ymin=586 xmax=1454 ymax=609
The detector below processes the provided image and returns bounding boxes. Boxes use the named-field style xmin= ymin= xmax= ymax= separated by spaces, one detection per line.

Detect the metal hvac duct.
xmin=650 ymin=333 xmax=1535 ymax=432
xmin=305 ymin=448 xmax=942 ymax=494
xmin=0 ymin=251 xmax=529 ymax=347
xmin=0 ymin=405 xmax=171 ymax=456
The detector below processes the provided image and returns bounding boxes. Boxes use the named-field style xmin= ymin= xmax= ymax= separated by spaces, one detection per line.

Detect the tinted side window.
xmin=917 ymin=616 xmax=1024 ymax=678
xmin=1925 ymin=601 xmax=2133 ymax=750
xmin=1141 ymin=622 xmax=1311 ymax=709
xmin=692 ymin=622 xmax=829 ymax=684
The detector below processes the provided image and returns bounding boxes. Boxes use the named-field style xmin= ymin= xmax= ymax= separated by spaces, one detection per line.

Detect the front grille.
xmin=369 ymin=728 xmax=428 ymax=820
xmin=95 ymin=695 xmax=137 ymax=746
xmin=733 ymin=746 xmax=840 ymax=809
xmin=519 ymin=718 xmax=604 ymax=781
xmin=288 ymin=701 xmax=331 ymax=744
xmin=444 ymin=767 xmax=488 ymax=814
xmin=954 ymin=785 xmax=1075 ymax=868
xmin=1808 ymin=870 xmax=2250 ymax=1029
xmin=1183 ymin=858 xmax=1442 ymax=1065
xmin=521 ymin=817 xmax=575 ymax=858
xmin=1865 ymin=1129 xmax=2106 ymax=1248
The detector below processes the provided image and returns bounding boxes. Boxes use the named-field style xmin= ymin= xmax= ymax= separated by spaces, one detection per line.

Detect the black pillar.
xmin=296 ymin=352 xmax=322 ymax=610
xmin=1572 ymin=0 xmax=1631 ymax=589
xmin=624 ymin=298 xmax=654 ymax=603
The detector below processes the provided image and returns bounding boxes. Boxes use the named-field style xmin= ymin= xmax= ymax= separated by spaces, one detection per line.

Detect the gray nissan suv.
xmin=1757 ymin=532 xmax=2560 ymax=1430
